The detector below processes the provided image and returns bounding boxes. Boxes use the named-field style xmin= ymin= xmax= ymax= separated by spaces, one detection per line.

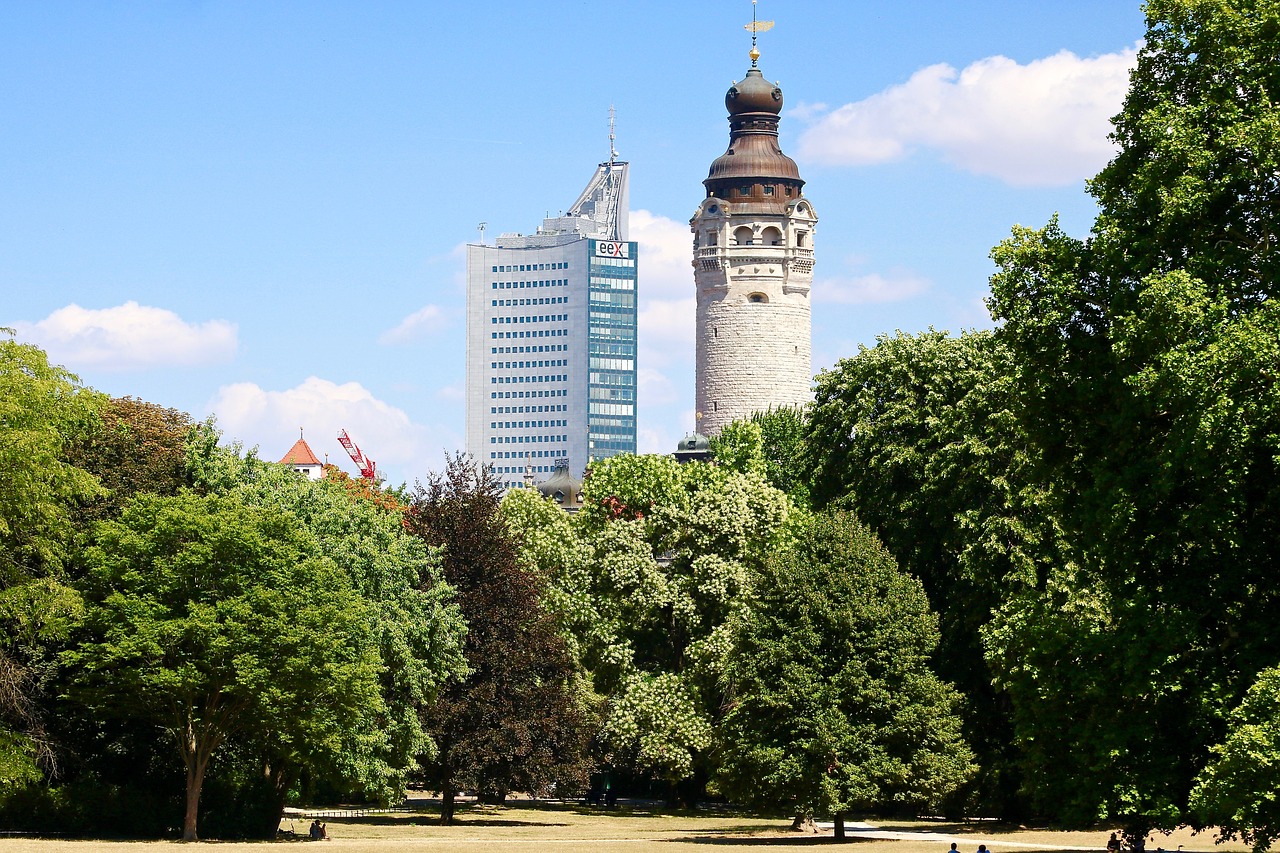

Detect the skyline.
xmin=2 ymin=2 xmax=1147 ymax=484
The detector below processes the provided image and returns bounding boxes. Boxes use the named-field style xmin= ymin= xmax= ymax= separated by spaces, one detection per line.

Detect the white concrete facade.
xmin=465 ymin=162 xmax=636 ymax=490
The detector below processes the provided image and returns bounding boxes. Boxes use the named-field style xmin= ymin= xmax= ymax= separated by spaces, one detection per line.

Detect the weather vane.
xmin=744 ymin=0 xmax=774 ymax=67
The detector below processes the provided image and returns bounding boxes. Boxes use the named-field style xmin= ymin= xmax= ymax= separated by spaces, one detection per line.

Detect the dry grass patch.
xmin=0 ymin=803 xmax=1258 ymax=853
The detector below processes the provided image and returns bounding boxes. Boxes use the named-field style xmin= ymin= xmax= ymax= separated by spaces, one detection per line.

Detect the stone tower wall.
xmin=692 ymin=200 xmax=816 ymax=434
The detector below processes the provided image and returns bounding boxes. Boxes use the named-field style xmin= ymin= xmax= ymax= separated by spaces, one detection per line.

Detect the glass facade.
xmin=587 ymin=241 xmax=637 ymax=458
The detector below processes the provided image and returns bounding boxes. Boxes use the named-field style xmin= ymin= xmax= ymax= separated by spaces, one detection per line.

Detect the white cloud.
xmin=796 ymin=45 xmax=1138 ymax=186
xmin=14 ymin=301 xmax=237 ymax=371
xmin=632 ymin=209 xmax=692 ymax=302
xmin=379 ymin=304 xmax=447 ymax=345
xmin=207 ymin=376 xmax=458 ymax=484
xmin=637 ymin=366 xmax=678 ymax=407
xmin=631 ymin=210 xmax=698 ymax=449
xmin=815 ymin=270 xmax=931 ymax=305
xmin=638 ymin=297 xmax=696 ymax=368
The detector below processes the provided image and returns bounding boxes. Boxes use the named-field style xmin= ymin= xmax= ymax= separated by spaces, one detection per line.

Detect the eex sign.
xmin=594 ymin=241 xmax=630 ymax=259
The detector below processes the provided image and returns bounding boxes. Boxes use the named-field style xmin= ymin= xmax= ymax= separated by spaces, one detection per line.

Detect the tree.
xmin=506 ymin=453 xmax=792 ymax=798
xmin=714 ymin=511 xmax=972 ymax=830
xmin=710 ymin=407 xmax=810 ymax=504
xmin=183 ymin=449 xmax=467 ymax=835
xmin=63 ymin=396 xmax=194 ymax=526
xmin=0 ymin=331 xmax=103 ymax=573
xmin=0 ymin=333 xmax=102 ymax=793
xmin=804 ymin=330 xmax=1057 ymax=816
xmin=63 ymin=491 xmax=384 ymax=841
xmin=985 ymin=0 xmax=1280 ymax=831
xmin=1191 ymin=665 xmax=1280 ymax=852
xmin=406 ymin=455 xmax=593 ymax=823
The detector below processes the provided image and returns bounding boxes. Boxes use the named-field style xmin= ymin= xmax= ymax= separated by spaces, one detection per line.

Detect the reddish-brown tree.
xmin=405 ymin=454 xmax=594 ymax=823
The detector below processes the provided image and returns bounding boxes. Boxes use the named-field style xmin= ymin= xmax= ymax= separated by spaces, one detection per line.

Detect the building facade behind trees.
xmin=466 ymin=157 xmax=637 ymax=489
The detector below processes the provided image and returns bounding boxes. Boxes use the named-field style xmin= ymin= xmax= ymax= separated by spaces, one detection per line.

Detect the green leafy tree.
xmin=804 ymin=329 xmax=1057 ymax=816
xmin=986 ymin=0 xmax=1280 ymax=832
xmin=406 ymin=455 xmax=593 ymax=823
xmin=711 ymin=407 xmax=810 ymax=504
xmin=0 ymin=333 xmax=102 ymax=792
xmin=499 ymin=484 xmax=595 ymax=668
xmin=182 ymin=447 xmax=467 ymax=833
xmin=0 ymin=332 xmax=103 ymax=573
xmin=507 ymin=453 xmax=791 ymax=796
xmin=1191 ymin=665 xmax=1280 ymax=852
xmin=714 ymin=511 xmax=972 ymax=830
xmin=0 ymin=577 xmax=82 ymax=792
xmin=63 ymin=491 xmax=384 ymax=841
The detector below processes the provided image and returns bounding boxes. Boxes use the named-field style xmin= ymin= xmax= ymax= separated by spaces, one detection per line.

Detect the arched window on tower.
xmin=762 ymin=226 xmax=783 ymax=246
xmin=748 ymin=292 xmax=768 ymax=303
xmin=733 ymin=226 xmax=753 ymax=246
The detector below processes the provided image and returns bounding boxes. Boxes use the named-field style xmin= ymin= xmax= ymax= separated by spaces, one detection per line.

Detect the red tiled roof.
xmin=280 ymin=437 xmax=322 ymax=466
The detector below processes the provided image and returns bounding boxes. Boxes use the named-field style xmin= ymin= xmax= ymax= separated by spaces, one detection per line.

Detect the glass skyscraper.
xmin=465 ymin=159 xmax=637 ymax=490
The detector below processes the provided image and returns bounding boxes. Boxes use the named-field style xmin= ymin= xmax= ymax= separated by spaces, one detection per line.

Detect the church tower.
xmin=691 ymin=24 xmax=816 ymax=435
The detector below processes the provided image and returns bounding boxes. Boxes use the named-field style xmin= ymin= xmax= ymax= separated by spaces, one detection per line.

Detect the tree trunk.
xmin=441 ymin=783 xmax=456 ymax=825
xmin=183 ymin=749 xmax=211 ymax=842
xmin=790 ymin=814 xmax=818 ymax=832
xmin=834 ymin=812 xmax=846 ymax=840
xmin=261 ymin=761 xmax=294 ymax=839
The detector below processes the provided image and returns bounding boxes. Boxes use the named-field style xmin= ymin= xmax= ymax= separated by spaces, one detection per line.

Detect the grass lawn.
xmin=0 ymin=800 xmax=1255 ymax=852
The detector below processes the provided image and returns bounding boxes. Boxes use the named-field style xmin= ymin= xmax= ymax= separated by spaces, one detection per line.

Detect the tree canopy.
xmin=715 ymin=510 xmax=972 ymax=824
xmin=184 ymin=447 xmax=467 ymax=830
xmin=802 ymin=329 xmax=1057 ymax=815
xmin=0 ymin=333 xmax=102 ymax=795
xmin=1192 ymin=666 xmax=1280 ymax=852
xmin=63 ymin=396 xmax=194 ymax=526
xmin=0 ymin=332 xmax=102 ymax=574
xmin=63 ymin=491 xmax=384 ymax=841
xmin=407 ymin=455 xmax=592 ymax=822
xmin=504 ymin=453 xmax=793 ymax=798
xmin=985 ymin=0 xmax=1280 ymax=833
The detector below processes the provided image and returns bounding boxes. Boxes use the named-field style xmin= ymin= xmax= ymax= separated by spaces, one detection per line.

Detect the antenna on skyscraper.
xmin=608 ymin=104 xmax=619 ymax=163
xmin=477 ymin=221 xmax=487 ymax=245
xmin=744 ymin=0 xmax=774 ymax=67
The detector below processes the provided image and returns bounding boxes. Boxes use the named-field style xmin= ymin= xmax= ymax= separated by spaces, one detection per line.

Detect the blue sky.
xmin=2 ymin=1 xmax=1146 ymax=485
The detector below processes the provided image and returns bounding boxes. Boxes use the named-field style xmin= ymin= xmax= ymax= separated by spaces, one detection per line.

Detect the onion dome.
xmin=537 ymin=460 xmax=584 ymax=511
xmin=726 ymin=68 xmax=783 ymax=115
xmin=673 ymin=431 xmax=713 ymax=465
xmin=704 ymin=65 xmax=804 ymax=212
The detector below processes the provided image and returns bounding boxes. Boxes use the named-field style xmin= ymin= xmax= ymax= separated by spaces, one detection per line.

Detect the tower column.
xmin=691 ymin=59 xmax=817 ymax=434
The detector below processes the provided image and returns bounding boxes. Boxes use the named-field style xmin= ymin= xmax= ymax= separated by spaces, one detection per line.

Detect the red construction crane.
xmin=337 ymin=429 xmax=377 ymax=480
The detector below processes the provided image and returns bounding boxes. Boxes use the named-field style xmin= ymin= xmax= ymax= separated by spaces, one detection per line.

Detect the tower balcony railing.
xmin=695 ymin=246 xmax=815 ymax=261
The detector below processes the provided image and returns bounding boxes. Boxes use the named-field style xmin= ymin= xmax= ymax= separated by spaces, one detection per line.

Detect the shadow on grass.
xmin=462 ymin=801 xmax=719 ymax=822
xmin=326 ymin=814 xmax=571 ymax=829
xmin=677 ymin=836 xmax=875 ymax=846
xmin=868 ymin=823 xmax=970 ymax=834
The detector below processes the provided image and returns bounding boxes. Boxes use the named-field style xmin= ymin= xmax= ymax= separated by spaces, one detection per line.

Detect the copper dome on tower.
xmin=726 ymin=68 xmax=783 ymax=115
xmin=704 ymin=63 xmax=804 ymax=211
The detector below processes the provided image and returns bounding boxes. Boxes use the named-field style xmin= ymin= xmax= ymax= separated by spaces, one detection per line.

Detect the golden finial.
xmin=744 ymin=0 xmax=774 ymax=67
